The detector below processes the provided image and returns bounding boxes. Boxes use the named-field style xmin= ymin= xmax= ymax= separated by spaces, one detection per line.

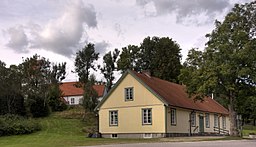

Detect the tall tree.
xmin=117 ymin=36 xmax=182 ymax=82
xmin=20 ymin=54 xmax=66 ymax=117
xmin=100 ymin=49 xmax=120 ymax=92
xmin=75 ymin=43 xmax=99 ymax=84
xmin=139 ymin=36 xmax=182 ymax=82
xmin=179 ymin=2 xmax=256 ymax=136
xmin=117 ymin=45 xmax=140 ymax=73
xmin=82 ymin=74 xmax=98 ymax=112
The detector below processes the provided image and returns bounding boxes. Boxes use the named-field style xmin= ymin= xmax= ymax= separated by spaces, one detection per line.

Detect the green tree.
xmin=139 ymin=36 xmax=182 ymax=82
xmin=82 ymin=75 xmax=98 ymax=113
xmin=100 ymin=49 xmax=120 ymax=92
xmin=75 ymin=43 xmax=99 ymax=84
xmin=20 ymin=54 xmax=66 ymax=117
xmin=0 ymin=62 xmax=25 ymax=115
xmin=117 ymin=36 xmax=182 ymax=82
xmin=117 ymin=45 xmax=140 ymax=73
xmin=179 ymin=2 xmax=256 ymax=136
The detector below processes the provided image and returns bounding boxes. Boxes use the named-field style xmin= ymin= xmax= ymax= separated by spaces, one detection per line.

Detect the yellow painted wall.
xmin=99 ymin=74 xmax=166 ymax=134
xmin=166 ymin=108 xmax=230 ymax=134
xmin=166 ymin=108 xmax=190 ymax=133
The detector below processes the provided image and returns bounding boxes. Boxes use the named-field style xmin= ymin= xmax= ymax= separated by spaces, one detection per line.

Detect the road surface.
xmin=88 ymin=140 xmax=256 ymax=147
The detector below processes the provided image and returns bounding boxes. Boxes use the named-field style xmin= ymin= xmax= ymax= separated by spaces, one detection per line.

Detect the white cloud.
xmin=5 ymin=0 xmax=97 ymax=57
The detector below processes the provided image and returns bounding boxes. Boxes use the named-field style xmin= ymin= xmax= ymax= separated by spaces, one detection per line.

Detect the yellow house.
xmin=95 ymin=70 xmax=230 ymax=138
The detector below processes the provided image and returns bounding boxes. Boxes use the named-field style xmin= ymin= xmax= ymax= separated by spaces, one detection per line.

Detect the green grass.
xmin=243 ymin=125 xmax=256 ymax=136
xmin=0 ymin=108 xmax=249 ymax=147
xmin=0 ymin=113 xmax=157 ymax=147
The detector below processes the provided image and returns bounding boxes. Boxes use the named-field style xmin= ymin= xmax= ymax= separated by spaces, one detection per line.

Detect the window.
xmin=142 ymin=108 xmax=152 ymax=125
xmin=191 ymin=112 xmax=196 ymax=127
xmin=222 ymin=116 xmax=226 ymax=129
xmin=143 ymin=133 xmax=152 ymax=138
xmin=205 ymin=113 xmax=210 ymax=128
xmin=71 ymin=98 xmax=75 ymax=104
xmin=111 ymin=134 xmax=118 ymax=138
xmin=214 ymin=114 xmax=219 ymax=127
xmin=109 ymin=111 xmax=118 ymax=126
xmin=170 ymin=109 xmax=176 ymax=125
xmin=125 ymin=87 xmax=133 ymax=101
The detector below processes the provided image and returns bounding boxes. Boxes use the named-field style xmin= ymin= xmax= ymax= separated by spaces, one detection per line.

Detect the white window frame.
xmin=222 ymin=116 xmax=226 ymax=129
xmin=205 ymin=113 xmax=210 ymax=128
xmin=125 ymin=87 xmax=134 ymax=101
xmin=143 ymin=133 xmax=152 ymax=138
xmin=111 ymin=134 xmax=118 ymax=138
xmin=191 ymin=112 xmax=196 ymax=127
xmin=109 ymin=111 xmax=118 ymax=126
xmin=171 ymin=108 xmax=176 ymax=125
xmin=71 ymin=98 xmax=75 ymax=104
xmin=214 ymin=114 xmax=219 ymax=127
xmin=142 ymin=108 xmax=152 ymax=125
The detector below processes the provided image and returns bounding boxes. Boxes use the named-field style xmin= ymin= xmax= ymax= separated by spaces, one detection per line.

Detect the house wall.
xmin=99 ymin=74 xmax=166 ymax=137
xmin=63 ymin=95 xmax=82 ymax=105
xmin=166 ymin=107 xmax=230 ymax=135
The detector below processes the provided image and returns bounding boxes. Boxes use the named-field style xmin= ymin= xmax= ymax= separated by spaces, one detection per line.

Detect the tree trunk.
xmin=228 ymin=96 xmax=239 ymax=136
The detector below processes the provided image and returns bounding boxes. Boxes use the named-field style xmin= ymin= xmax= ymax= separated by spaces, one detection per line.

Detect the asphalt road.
xmin=88 ymin=140 xmax=256 ymax=147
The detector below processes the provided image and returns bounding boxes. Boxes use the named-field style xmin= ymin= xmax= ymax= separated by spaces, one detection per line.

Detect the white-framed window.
xmin=109 ymin=111 xmax=118 ymax=126
xmin=191 ymin=112 xmax=196 ymax=127
xmin=143 ymin=133 xmax=152 ymax=138
xmin=171 ymin=108 xmax=176 ymax=125
xmin=222 ymin=116 xmax=226 ymax=129
xmin=125 ymin=87 xmax=133 ymax=101
xmin=71 ymin=98 xmax=75 ymax=104
xmin=205 ymin=113 xmax=210 ymax=128
xmin=111 ymin=134 xmax=118 ymax=138
xmin=214 ymin=114 xmax=219 ymax=127
xmin=142 ymin=108 xmax=152 ymax=125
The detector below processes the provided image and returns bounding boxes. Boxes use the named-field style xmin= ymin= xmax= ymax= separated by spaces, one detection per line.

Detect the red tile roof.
xmin=59 ymin=82 xmax=105 ymax=97
xmin=131 ymin=71 xmax=229 ymax=115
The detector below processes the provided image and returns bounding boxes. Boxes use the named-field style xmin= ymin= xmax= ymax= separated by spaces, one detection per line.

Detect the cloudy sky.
xmin=0 ymin=0 xmax=251 ymax=81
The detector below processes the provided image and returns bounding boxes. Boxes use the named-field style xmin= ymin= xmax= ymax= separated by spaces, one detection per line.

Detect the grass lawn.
xmin=243 ymin=125 xmax=256 ymax=136
xmin=0 ymin=112 xmax=158 ymax=147
xmin=0 ymin=108 xmax=247 ymax=147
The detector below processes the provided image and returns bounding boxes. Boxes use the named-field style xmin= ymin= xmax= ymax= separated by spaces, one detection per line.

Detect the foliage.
xmin=19 ymin=54 xmax=66 ymax=117
xmin=29 ymin=95 xmax=51 ymax=118
xmin=0 ymin=61 xmax=25 ymax=115
xmin=82 ymin=75 xmax=98 ymax=113
xmin=75 ymin=43 xmax=99 ymax=84
xmin=0 ymin=114 xmax=41 ymax=136
xmin=99 ymin=49 xmax=120 ymax=92
xmin=117 ymin=36 xmax=182 ymax=82
xmin=117 ymin=45 xmax=140 ymax=73
xmin=48 ymin=85 xmax=68 ymax=112
xmin=179 ymin=1 xmax=256 ymax=136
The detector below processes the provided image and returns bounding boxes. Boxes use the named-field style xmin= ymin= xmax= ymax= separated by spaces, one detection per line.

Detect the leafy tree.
xmin=75 ymin=43 xmax=99 ymax=84
xmin=19 ymin=54 xmax=66 ymax=117
xmin=82 ymin=75 xmax=98 ymax=113
xmin=117 ymin=36 xmax=182 ymax=82
xmin=117 ymin=45 xmax=140 ymax=73
xmin=179 ymin=2 xmax=256 ymax=136
xmin=0 ymin=62 xmax=25 ymax=115
xmin=139 ymin=36 xmax=182 ymax=82
xmin=100 ymin=49 xmax=120 ymax=92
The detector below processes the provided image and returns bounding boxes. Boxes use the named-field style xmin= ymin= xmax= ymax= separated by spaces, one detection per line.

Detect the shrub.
xmin=0 ymin=114 xmax=41 ymax=136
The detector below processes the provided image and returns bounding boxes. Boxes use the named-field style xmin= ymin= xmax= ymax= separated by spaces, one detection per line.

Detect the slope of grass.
xmin=0 ymin=107 xmax=248 ymax=147
xmin=0 ymin=110 xmax=157 ymax=147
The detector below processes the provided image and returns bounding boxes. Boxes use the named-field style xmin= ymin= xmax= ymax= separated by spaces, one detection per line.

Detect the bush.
xmin=30 ymin=98 xmax=51 ymax=118
xmin=0 ymin=114 xmax=41 ymax=136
